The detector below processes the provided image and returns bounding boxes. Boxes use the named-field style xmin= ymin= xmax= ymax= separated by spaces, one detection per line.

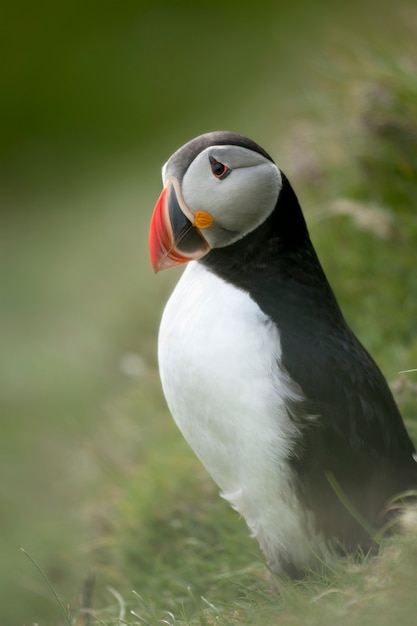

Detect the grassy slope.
xmin=2 ymin=2 xmax=417 ymax=624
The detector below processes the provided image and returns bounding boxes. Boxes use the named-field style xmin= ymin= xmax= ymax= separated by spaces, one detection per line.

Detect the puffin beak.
xmin=149 ymin=176 xmax=213 ymax=272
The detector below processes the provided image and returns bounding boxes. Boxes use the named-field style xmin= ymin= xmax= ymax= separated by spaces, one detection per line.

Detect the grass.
xmin=24 ymin=516 xmax=417 ymax=625
xmin=3 ymin=1 xmax=417 ymax=624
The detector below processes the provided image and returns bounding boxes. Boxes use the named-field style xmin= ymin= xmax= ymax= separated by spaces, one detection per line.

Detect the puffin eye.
xmin=209 ymin=156 xmax=231 ymax=180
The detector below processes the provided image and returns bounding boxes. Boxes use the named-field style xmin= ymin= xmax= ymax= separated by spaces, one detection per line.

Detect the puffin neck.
xmin=200 ymin=174 xmax=345 ymax=330
xmin=201 ymin=174 xmax=314 ymax=281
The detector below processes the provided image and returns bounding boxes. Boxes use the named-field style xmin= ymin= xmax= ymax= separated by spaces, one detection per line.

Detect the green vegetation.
xmin=2 ymin=1 xmax=417 ymax=624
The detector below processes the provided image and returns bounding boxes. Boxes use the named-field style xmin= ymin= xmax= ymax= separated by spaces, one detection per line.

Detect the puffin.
xmin=149 ymin=131 xmax=417 ymax=577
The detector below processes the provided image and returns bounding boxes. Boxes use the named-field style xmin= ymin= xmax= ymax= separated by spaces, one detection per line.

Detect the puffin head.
xmin=149 ymin=131 xmax=283 ymax=272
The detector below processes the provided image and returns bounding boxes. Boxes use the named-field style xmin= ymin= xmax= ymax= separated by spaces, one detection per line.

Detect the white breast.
xmin=158 ymin=261 xmax=330 ymax=572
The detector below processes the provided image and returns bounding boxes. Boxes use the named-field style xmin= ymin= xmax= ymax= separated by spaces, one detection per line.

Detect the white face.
xmin=163 ymin=144 xmax=282 ymax=249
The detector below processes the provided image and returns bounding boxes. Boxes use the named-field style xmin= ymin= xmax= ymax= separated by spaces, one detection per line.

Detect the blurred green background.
xmin=1 ymin=1 xmax=417 ymax=624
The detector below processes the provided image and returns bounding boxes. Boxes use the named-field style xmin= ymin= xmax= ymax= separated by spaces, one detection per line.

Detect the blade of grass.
xmin=325 ymin=472 xmax=377 ymax=539
xmin=20 ymin=547 xmax=72 ymax=626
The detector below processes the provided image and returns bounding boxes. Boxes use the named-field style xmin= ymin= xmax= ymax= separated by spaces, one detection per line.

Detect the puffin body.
xmin=149 ymin=131 xmax=417 ymax=576
xmin=159 ymin=261 xmax=328 ymax=571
